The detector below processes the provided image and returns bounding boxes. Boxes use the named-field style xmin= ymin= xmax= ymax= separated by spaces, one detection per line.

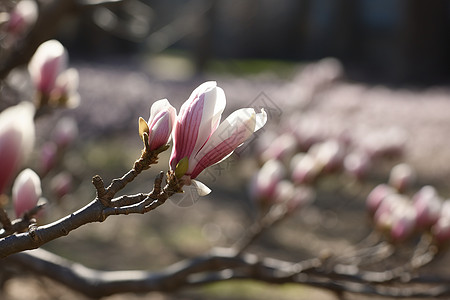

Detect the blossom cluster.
xmin=368 ymin=164 xmax=450 ymax=244
xmin=139 ymin=81 xmax=267 ymax=195
xmin=249 ymin=108 xmax=407 ymax=216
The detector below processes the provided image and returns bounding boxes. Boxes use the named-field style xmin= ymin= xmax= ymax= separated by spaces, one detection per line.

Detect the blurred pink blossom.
xmin=366 ymin=184 xmax=395 ymax=215
xmin=3 ymin=0 xmax=38 ymax=42
xmin=432 ymin=200 xmax=450 ymax=243
xmin=413 ymin=185 xmax=442 ymax=229
xmin=291 ymin=153 xmax=321 ymax=184
xmin=374 ymin=193 xmax=416 ymax=242
xmin=39 ymin=142 xmax=57 ymax=176
xmin=309 ymin=139 xmax=346 ymax=173
xmin=260 ymin=133 xmax=297 ymax=163
xmin=50 ymin=172 xmax=73 ymax=200
xmin=250 ymin=159 xmax=286 ymax=203
xmin=12 ymin=168 xmax=41 ymax=218
xmin=273 ymin=179 xmax=294 ymax=204
xmin=343 ymin=151 xmax=371 ymax=180
xmin=388 ymin=163 xmax=416 ymax=193
xmin=0 ymin=102 xmax=35 ymax=194
xmin=52 ymin=116 xmax=79 ymax=148
xmin=28 ymin=40 xmax=79 ymax=107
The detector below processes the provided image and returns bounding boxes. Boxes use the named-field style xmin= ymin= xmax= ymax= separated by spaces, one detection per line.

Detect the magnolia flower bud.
xmin=39 ymin=142 xmax=58 ymax=175
xmin=50 ymin=172 xmax=73 ymax=200
xmin=0 ymin=102 xmax=35 ymax=194
xmin=4 ymin=0 xmax=38 ymax=40
xmin=390 ymin=205 xmax=417 ymax=242
xmin=250 ymin=159 xmax=286 ymax=204
xmin=12 ymin=168 xmax=42 ymax=218
xmin=260 ymin=133 xmax=298 ymax=163
xmin=51 ymin=68 xmax=80 ymax=108
xmin=431 ymin=200 xmax=450 ymax=243
xmin=273 ymin=180 xmax=295 ymax=204
xmin=291 ymin=153 xmax=321 ymax=184
xmin=52 ymin=116 xmax=78 ymax=148
xmin=388 ymin=163 xmax=416 ymax=193
xmin=374 ymin=193 xmax=416 ymax=242
xmin=28 ymin=40 xmax=79 ymax=107
xmin=29 ymin=40 xmax=68 ymax=97
xmin=413 ymin=185 xmax=442 ymax=229
xmin=366 ymin=184 xmax=395 ymax=215
xmin=139 ymin=99 xmax=176 ymax=151
xmin=309 ymin=139 xmax=345 ymax=173
xmin=344 ymin=151 xmax=371 ymax=180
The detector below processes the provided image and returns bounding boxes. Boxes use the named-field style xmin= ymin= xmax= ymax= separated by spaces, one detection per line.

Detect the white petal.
xmin=255 ymin=108 xmax=267 ymax=132
xmin=56 ymin=68 xmax=79 ymax=92
xmin=204 ymin=108 xmax=257 ymax=150
xmin=191 ymin=179 xmax=211 ymax=196
xmin=189 ymin=81 xmax=217 ymax=100
xmin=189 ymin=108 xmax=256 ymax=176
xmin=189 ymin=83 xmax=226 ymax=172
xmin=149 ymin=99 xmax=170 ymax=123
xmin=28 ymin=40 xmax=68 ymax=88
xmin=169 ymin=180 xmax=210 ymax=207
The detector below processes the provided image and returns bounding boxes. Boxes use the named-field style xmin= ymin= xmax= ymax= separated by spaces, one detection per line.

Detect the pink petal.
xmin=170 ymin=81 xmax=225 ymax=170
xmin=12 ymin=168 xmax=41 ymax=218
xmin=148 ymin=99 xmax=172 ymax=124
xmin=170 ymin=94 xmax=204 ymax=169
xmin=0 ymin=102 xmax=35 ymax=193
xmin=148 ymin=112 xmax=171 ymax=150
xmin=0 ymin=129 xmax=22 ymax=194
xmin=190 ymin=108 xmax=257 ymax=178
xmin=28 ymin=40 xmax=68 ymax=95
xmin=189 ymin=84 xmax=226 ymax=162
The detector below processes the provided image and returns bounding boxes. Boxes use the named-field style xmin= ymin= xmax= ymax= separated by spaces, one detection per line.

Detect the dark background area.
xmin=59 ymin=0 xmax=450 ymax=85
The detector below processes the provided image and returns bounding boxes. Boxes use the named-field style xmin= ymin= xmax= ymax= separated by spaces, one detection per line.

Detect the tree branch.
xmin=5 ymin=247 xmax=450 ymax=299
xmin=0 ymin=144 xmax=182 ymax=258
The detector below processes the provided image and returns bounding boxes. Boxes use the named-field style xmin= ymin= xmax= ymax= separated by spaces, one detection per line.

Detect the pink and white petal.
xmin=187 ymin=81 xmax=217 ymax=103
xmin=189 ymin=85 xmax=226 ymax=171
xmin=190 ymin=108 xmax=257 ymax=178
xmin=148 ymin=99 xmax=170 ymax=123
xmin=148 ymin=113 xmax=171 ymax=150
xmin=170 ymin=95 xmax=205 ymax=169
xmin=255 ymin=109 xmax=267 ymax=132
xmin=29 ymin=40 xmax=68 ymax=94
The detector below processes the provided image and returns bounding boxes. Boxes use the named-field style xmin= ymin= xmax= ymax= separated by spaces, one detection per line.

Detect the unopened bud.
xmin=413 ymin=185 xmax=442 ymax=229
xmin=12 ymin=168 xmax=42 ymax=218
xmin=291 ymin=154 xmax=321 ymax=184
xmin=388 ymin=163 xmax=416 ymax=193
xmin=50 ymin=172 xmax=73 ymax=200
xmin=366 ymin=184 xmax=395 ymax=215
xmin=249 ymin=159 xmax=286 ymax=205
xmin=52 ymin=117 xmax=78 ymax=148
